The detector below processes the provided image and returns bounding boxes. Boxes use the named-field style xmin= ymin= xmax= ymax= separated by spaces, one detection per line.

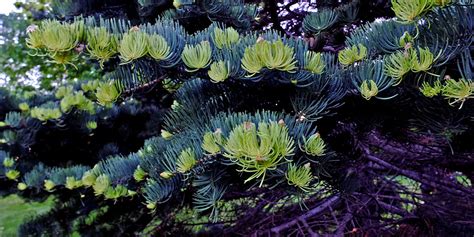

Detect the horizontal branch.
xmin=365 ymin=152 xmax=469 ymax=196
xmin=270 ymin=195 xmax=340 ymax=236
xmin=121 ymin=74 xmax=168 ymax=96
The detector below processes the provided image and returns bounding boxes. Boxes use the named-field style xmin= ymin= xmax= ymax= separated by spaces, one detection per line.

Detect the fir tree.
xmin=0 ymin=0 xmax=473 ymax=236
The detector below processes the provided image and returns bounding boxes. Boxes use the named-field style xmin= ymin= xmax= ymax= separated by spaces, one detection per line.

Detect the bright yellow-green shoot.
xmin=286 ymin=163 xmax=314 ymax=192
xmin=391 ymin=0 xmax=434 ymax=24
xmin=241 ymin=39 xmax=297 ymax=76
xmin=338 ymin=44 xmax=367 ymax=66
xmin=360 ymin=80 xmax=379 ymax=100
xmin=147 ymin=34 xmax=172 ymax=61
xmin=181 ymin=41 xmax=212 ymax=72
xmin=223 ymin=121 xmax=295 ymax=187
xmin=208 ymin=60 xmax=230 ymax=83
xmin=304 ymin=51 xmax=325 ymax=74
xmin=442 ymin=79 xmax=473 ymax=109
xmin=176 ymin=148 xmax=197 ymax=173
xmin=119 ymin=30 xmax=149 ymax=64
xmin=213 ymin=27 xmax=240 ymax=49
xmin=302 ymin=133 xmax=326 ymax=157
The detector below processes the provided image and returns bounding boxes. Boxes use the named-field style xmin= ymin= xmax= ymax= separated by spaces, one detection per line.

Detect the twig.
xmin=121 ymin=74 xmax=168 ymax=96
xmin=270 ymin=195 xmax=340 ymax=235
xmin=334 ymin=212 xmax=353 ymax=237
xmin=364 ymin=152 xmax=467 ymax=196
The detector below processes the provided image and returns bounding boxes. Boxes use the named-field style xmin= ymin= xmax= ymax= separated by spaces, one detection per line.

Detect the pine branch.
xmin=363 ymin=150 xmax=469 ymax=197
xmin=121 ymin=74 xmax=168 ymax=96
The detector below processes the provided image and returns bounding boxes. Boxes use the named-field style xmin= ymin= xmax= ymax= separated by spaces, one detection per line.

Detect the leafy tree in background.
xmin=0 ymin=12 xmax=99 ymax=90
xmin=0 ymin=0 xmax=473 ymax=236
xmin=13 ymin=0 xmax=52 ymax=20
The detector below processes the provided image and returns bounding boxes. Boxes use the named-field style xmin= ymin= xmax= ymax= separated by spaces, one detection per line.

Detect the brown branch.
xmin=299 ymin=218 xmax=319 ymax=237
xmin=270 ymin=195 xmax=340 ymax=235
xmin=334 ymin=212 xmax=353 ymax=237
xmin=376 ymin=200 xmax=410 ymax=217
xmin=121 ymin=73 xmax=168 ymax=96
xmin=364 ymin=152 xmax=469 ymax=196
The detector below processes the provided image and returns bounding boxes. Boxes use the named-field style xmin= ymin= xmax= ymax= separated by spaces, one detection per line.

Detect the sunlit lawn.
xmin=0 ymin=195 xmax=54 ymax=237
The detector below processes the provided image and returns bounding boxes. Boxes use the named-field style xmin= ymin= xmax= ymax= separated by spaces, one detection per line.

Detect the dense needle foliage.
xmin=0 ymin=0 xmax=473 ymax=236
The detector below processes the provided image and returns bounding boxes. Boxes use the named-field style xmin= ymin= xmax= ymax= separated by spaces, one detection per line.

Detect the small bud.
xmin=243 ymin=121 xmax=253 ymax=131
xmin=278 ymin=119 xmax=286 ymax=127
xmin=160 ymin=171 xmax=174 ymax=179
xmin=146 ymin=145 xmax=153 ymax=152
xmin=44 ymin=180 xmax=56 ymax=191
xmin=255 ymin=155 xmax=266 ymax=162
xmin=404 ymin=42 xmax=412 ymax=50
xmin=303 ymin=133 xmax=326 ymax=157
xmin=146 ymin=202 xmax=156 ymax=209
xmin=82 ymin=171 xmax=97 ymax=186
xmin=86 ymin=121 xmax=97 ymax=130
xmin=130 ymin=26 xmax=140 ymax=32
xmin=75 ymin=44 xmax=85 ymax=53
xmin=127 ymin=190 xmax=137 ymax=196
xmin=399 ymin=31 xmax=413 ymax=48
xmin=3 ymin=157 xmax=15 ymax=168
xmin=133 ymin=166 xmax=147 ymax=182
xmin=203 ymin=131 xmax=222 ymax=155
xmin=256 ymin=36 xmax=265 ymax=43
xmin=173 ymin=0 xmax=182 ymax=8
xmin=161 ymin=130 xmax=173 ymax=140
xmin=19 ymin=103 xmax=30 ymax=111
xmin=171 ymin=100 xmax=181 ymax=111
xmin=26 ymin=24 xmax=38 ymax=34
xmin=6 ymin=170 xmax=20 ymax=180
xmin=297 ymin=113 xmax=306 ymax=122
xmin=360 ymin=80 xmax=378 ymax=100
xmin=66 ymin=177 xmax=82 ymax=190
xmin=17 ymin=182 xmax=27 ymax=191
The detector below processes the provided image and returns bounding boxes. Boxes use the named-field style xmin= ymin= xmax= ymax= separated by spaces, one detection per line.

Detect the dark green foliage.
xmin=0 ymin=0 xmax=473 ymax=236
xmin=346 ymin=19 xmax=414 ymax=55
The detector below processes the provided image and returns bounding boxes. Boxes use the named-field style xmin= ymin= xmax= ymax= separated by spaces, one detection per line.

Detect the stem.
xmin=270 ymin=195 xmax=340 ymax=235
xmin=364 ymin=152 xmax=467 ymax=196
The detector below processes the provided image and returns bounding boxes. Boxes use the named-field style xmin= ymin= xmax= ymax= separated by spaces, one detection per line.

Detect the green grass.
xmin=0 ymin=195 xmax=54 ymax=237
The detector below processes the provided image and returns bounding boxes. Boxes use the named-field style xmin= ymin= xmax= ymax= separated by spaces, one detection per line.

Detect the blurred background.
xmin=0 ymin=1 xmax=55 ymax=236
